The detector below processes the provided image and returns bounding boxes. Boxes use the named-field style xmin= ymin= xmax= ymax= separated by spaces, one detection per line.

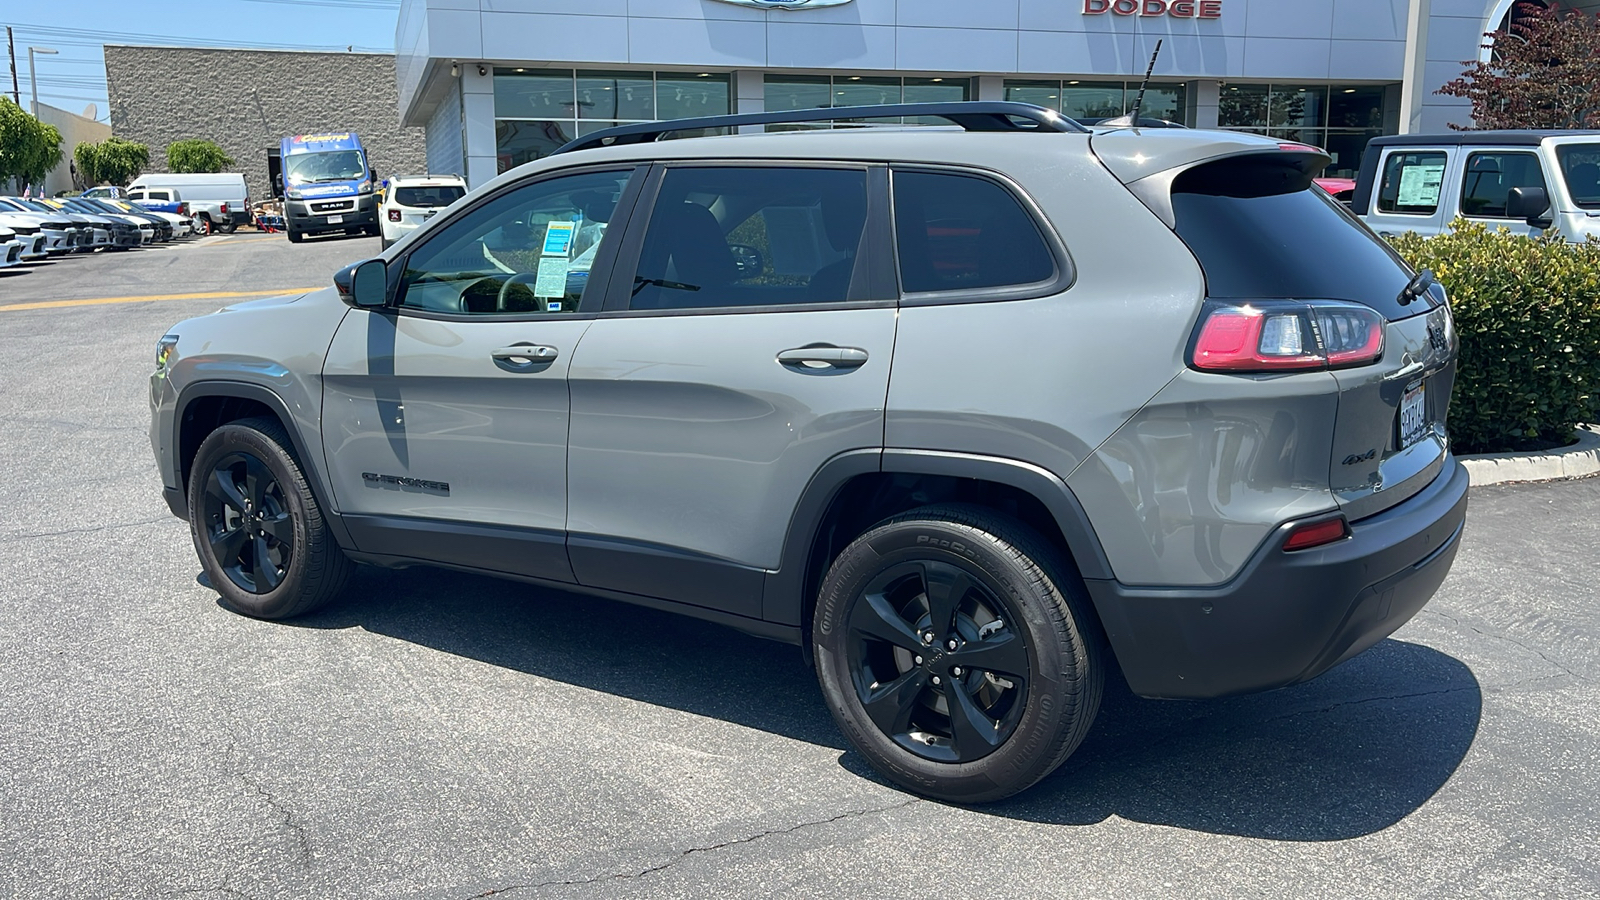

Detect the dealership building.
xmin=394 ymin=0 xmax=1571 ymax=188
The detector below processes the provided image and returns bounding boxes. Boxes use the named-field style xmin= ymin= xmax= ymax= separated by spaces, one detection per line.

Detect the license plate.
xmin=327 ymin=215 xmax=344 ymax=224
xmin=1399 ymin=381 xmax=1428 ymax=448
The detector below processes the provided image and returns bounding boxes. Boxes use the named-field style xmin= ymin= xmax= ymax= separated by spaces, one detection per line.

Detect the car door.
xmin=1363 ymin=146 xmax=1451 ymax=238
xmin=1454 ymin=148 xmax=1550 ymax=237
xmin=565 ymin=163 xmax=898 ymax=619
xmin=321 ymin=165 xmax=643 ymax=583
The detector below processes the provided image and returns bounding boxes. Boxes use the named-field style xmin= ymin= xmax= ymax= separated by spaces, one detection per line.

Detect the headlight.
xmin=155 ymin=334 xmax=178 ymax=374
xmin=286 ymin=190 xmax=303 ymax=200
xmin=357 ymin=180 xmax=372 ymax=193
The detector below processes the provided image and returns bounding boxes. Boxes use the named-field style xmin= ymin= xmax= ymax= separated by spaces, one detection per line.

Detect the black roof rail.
xmin=552 ymin=101 xmax=1088 ymax=155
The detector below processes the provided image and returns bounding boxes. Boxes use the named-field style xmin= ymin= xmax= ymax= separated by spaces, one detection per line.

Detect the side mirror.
xmin=728 ymin=242 xmax=764 ymax=276
xmin=334 ymin=258 xmax=388 ymax=308
xmin=1506 ymin=186 xmax=1552 ymax=228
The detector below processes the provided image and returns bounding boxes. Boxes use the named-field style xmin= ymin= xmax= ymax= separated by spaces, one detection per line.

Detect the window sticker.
xmin=1397 ymin=162 xmax=1444 ymax=208
xmin=542 ymin=221 xmax=576 ymax=256
xmin=535 ymin=256 xmax=570 ymax=298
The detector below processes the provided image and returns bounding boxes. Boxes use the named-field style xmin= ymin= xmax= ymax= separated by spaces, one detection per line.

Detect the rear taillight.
xmin=1283 ymin=516 xmax=1350 ymax=552
xmin=220 ymin=203 xmax=228 ymax=214
xmin=1190 ymin=300 xmax=1385 ymax=373
xmin=387 ymin=209 xmax=402 ymax=222
xmin=177 ymin=202 xmax=188 ymax=215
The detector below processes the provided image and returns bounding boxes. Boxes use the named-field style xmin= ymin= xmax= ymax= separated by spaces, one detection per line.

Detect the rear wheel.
xmin=813 ymin=504 xmax=1103 ymax=803
xmin=187 ymin=417 xmax=353 ymax=619
xmin=217 ymin=221 xmax=237 ymax=234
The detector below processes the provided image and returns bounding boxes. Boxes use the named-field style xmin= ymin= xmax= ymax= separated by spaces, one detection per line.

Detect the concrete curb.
xmin=1459 ymin=425 xmax=1600 ymax=486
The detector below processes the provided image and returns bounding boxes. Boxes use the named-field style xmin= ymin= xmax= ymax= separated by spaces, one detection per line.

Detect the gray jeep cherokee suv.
xmin=150 ymin=102 xmax=1468 ymax=802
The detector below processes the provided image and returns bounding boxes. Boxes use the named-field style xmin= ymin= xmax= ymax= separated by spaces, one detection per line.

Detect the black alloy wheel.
xmin=848 ymin=559 xmax=1029 ymax=764
xmin=813 ymin=504 xmax=1102 ymax=803
xmin=200 ymin=450 xmax=294 ymax=593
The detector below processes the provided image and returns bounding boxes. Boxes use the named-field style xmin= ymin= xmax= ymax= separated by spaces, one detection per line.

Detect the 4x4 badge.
xmin=707 ymin=0 xmax=853 ymax=7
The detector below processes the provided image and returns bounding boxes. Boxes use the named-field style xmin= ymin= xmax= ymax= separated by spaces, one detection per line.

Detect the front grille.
xmin=311 ymin=200 xmax=355 ymax=213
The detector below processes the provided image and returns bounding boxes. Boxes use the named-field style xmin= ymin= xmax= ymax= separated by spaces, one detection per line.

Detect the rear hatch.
xmin=391 ymin=181 xmax=466 ymax=229
xmin=1095 ymin=130 xmax=1456 ymax=521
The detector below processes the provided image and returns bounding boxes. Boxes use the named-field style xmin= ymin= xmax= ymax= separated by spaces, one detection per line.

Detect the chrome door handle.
xmin=777 ymin=345 xmax=869 ymax=369
xmin=491 ymin=344 xmax=559 ymax=368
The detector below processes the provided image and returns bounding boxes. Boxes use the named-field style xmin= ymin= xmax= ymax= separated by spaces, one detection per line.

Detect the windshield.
xmin=1557 ymin=143 xmax=1600 ymax=209
xmin=285 ymin=150 xmax=367 ymax=185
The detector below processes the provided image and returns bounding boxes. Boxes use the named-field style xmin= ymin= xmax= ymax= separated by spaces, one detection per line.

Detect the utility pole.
xmin=6 ymin=28 xmax=18 ymax=107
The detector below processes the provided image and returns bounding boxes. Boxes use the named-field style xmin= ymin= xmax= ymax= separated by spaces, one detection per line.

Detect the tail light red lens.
xmin=387 ymin=209 xmax=402 ymax=222
xmin=220 ymin=203 xmax=229 ymax=214
xmin=1190 ymin=300 xmax=1385 ymax=373
xmin=1283 ymin=516 xmax=1350 ymax=552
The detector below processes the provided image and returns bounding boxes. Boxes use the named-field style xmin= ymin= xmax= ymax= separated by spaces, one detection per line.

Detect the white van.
xmin=128 ymin=173 xmax=250 ymax=233
xmin=1353 ymin=131 xmax=1600 ymax=242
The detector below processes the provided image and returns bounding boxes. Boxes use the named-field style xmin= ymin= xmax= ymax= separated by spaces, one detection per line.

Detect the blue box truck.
xmin=270 ymin=132 xmax=379 ymax=243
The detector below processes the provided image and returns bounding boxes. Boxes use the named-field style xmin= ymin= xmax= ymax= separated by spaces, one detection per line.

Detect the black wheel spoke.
xmin=243 ymin=456 xmax=273 ymax=508
xmin=922 ymin=563 xmax=972 ymax=641
xmin=207 ymin=469 xmax=248 ymax=512
xmin=946 ymin=681 xmax=1003 ymax=760
xmin=260 ymin=511 xmax=293 ymax=546
xmin=861 ymin=668 xmax=929 ymax=736
xmin=949 ymin=632 xmax=1030 ymax=679
xmin=251 ymin=536 xmax=282 ymax=590
xmin=850 ymin=590 xmax=925 ymax=652
xmin=210 ymin=526 xmax=248 ymax=564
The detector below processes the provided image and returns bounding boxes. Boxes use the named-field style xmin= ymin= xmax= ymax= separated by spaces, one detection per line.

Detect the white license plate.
xmin=326 ymin=215 xmax=344 ymax=224
xmin=1400 ymin=381 xmax=1428 ymax=448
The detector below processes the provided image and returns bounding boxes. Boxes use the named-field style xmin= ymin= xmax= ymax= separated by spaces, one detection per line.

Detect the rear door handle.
xmin=777 ymin=345 xmax=869 ymax=369
xmin=491 ymin=344 xmax=559 ymax=368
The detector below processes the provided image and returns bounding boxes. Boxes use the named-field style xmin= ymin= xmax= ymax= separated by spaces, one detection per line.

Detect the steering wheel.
xmin=496 ymin=271 xmax=548 ymax=313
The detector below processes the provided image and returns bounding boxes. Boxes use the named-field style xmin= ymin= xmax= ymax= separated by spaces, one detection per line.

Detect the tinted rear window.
xmin=893 ymin=171 xmax=1055 ymax=294
xmin=1171 ymin=159 xmax=1417 ymax=319
xmin=395 ymin=186 xmax=466 ymax=208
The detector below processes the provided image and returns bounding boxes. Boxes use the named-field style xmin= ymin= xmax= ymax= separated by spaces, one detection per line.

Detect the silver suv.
xmin=149 ymin=102 xmax=1468 ymax=802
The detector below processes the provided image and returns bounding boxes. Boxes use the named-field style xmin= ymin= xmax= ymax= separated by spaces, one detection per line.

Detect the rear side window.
xmin=1171 ymin=156 xmax=1417 ymax=320
xmin=395 ymin=185 xmax=466 ymax=208
xmin=1376 ymin=150 xmax=1446 ymax=215
xmin=629 ymin=166 xmax=868 ymax=311
xmin=1460 ymin=151 xmax=1546 ymax=218
xmin=148 ymin=191 xmax=170 ymax=201
xmin=892 ymin=171 xmax=1054 ymax=294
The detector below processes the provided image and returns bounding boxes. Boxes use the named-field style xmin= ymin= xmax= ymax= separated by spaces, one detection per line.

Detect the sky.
xmin=2 ymin=0 xmax=401 ymax=123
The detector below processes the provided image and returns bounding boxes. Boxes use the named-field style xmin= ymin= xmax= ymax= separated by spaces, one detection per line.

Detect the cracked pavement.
xmin=2 ymin=238 xmax=1599 ymax=899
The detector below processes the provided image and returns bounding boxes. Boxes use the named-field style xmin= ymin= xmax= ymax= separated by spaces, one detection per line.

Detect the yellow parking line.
xmin=196 ymin=236 xmax=283 ymax=246
xmin=0 ymin=287 xmax=323 ymax=313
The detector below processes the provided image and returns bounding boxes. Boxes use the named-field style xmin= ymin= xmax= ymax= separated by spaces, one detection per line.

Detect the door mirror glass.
xmin=335 ymin=258 xmax=388 ymax=308
xmin=728 ymin=242 xmax=764 ymax=275
xmin=1506 ymin=185 xmax=1551 ymax=226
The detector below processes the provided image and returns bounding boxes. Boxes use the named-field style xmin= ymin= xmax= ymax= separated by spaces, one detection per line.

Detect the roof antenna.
xmin=1105 ymin=40 xmax=1163 ymax=129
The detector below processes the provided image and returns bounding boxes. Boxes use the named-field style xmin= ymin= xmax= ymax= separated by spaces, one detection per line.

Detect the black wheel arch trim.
xmin=762 ymin=448 xmax=1115 ymax=629
xmin=171 ymin=380 xmax=354 ymax=549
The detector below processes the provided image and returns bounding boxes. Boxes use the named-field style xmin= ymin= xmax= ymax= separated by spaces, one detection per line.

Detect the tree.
xmin=167 ymin=139 xmax=234 ymax=173
xmin=0 ymin=98 xmax=64 ymax=188
xmin=1438 ymin=2 xmax=1600 ymax=129
xmin=74 ymin=137 xmax=150 ymax=187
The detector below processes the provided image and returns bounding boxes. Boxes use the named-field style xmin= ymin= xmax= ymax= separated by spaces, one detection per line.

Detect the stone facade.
xmin=104 ymin=46 xmax=425 ymax=198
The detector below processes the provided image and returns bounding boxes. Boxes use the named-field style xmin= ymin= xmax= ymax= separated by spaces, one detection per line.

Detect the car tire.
xmin=364 ymin=225 xmax=380 ymax=237
xmin=218 ymin=222 xmax=237 ymax=234
xmin=813 ymin=504 xmax=1103 ymax=804
xmin=286 ymin=229 xmax=303 ymax=244
xmin=187 ymin=417 xmax=354 ymax=620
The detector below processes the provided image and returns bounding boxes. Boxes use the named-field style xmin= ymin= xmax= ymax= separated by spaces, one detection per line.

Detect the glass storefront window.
xmin=1130 ymin=83 xmax=1186 ymax=123
xmin=576 ymin=70 xmax=654 ymax=120
xmin=657 ymin=73 xmax=731 ymax=120
xmin=1272 ymin=85 xmax=1327 ymax=129
xmin=495 ymin=120 xmax=574 ymax=173
xmin=1218 ymin=84 xmax=1269 ymax=128
xmin=1061 ymin=81 xmax=1125 ymax=120
xmin=1323 ymin=130 xmax=1382 ymax=178
xmin=495 ymin=72 xmax=576 ymax=120
xmin=1329 ymin=86 xmax=1385 ymax=130
xmin=833 ymin=76 xmax=902 ymax=109
xmin=902 ymin=77 xmax=969 ymax=105
xmin=766 ymin=75 xmax=832 ymax=112
xmin=1004 ymin=81 xmax=1060 ymax=112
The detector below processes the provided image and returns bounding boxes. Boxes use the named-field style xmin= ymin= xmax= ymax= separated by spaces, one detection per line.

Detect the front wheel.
xmin=286 ymin=228 xmax=303 ymax=244
xmin=187 ymin=417 xmax=353 ymax=619
xmin=813 ymin=504 xmax=1103 ymax=803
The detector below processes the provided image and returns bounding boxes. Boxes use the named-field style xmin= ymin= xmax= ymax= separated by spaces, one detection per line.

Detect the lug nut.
xmin=947 ymin=640 xmax=958 ymax=651
xmin=922 ymin=632 xmax=934 ymax=644
xmin=952 ymin=667 xmax=963 ymax=676
xmin=931 ymin=676 xmax=942 ymax=685
xmin=913 ymin=656 xmax=923 ymax=665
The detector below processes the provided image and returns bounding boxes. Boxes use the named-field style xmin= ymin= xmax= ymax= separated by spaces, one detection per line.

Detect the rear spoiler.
xmin=1092 ymin=135 xmax=1332 ymax=228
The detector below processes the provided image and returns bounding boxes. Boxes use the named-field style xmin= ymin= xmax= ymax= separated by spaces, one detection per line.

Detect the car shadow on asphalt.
xmin=280 ymin=563 xmax=1481 ymax=842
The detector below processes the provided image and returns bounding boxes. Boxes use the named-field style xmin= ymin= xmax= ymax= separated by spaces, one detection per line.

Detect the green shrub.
xmin=167 ymin=139 xmax=233 ymax=173
xmin=1389 ymin=221 xmax=1600 ymax=454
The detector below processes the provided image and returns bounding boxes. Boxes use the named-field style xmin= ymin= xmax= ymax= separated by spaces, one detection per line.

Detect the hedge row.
xmin=1389 ymin=222 xmax=1600 ymax=454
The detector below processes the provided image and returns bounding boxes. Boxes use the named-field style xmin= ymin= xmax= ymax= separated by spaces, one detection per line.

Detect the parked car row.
xmin=0 ymin=194 xmax=200 ymax=269
xmin=85 ymin=173 xmax=251 ymax=235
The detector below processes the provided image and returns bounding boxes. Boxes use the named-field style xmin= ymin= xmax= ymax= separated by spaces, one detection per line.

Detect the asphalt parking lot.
xmin=1 ymin=235 xmax=1597 ymax=899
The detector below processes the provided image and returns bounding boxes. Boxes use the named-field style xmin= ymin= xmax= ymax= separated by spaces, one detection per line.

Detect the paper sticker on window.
xmin=535 ymin=256 xmax=570 ymax=298
xmin=542 ymin=221 xmax=576 ymax=256
xmin=1398 ymin=163 xmax=1444 ymax=208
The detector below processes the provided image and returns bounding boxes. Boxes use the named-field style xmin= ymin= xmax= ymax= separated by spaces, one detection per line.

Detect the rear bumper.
xmin=1086 ymin=457 xmax=1469 ymax=699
